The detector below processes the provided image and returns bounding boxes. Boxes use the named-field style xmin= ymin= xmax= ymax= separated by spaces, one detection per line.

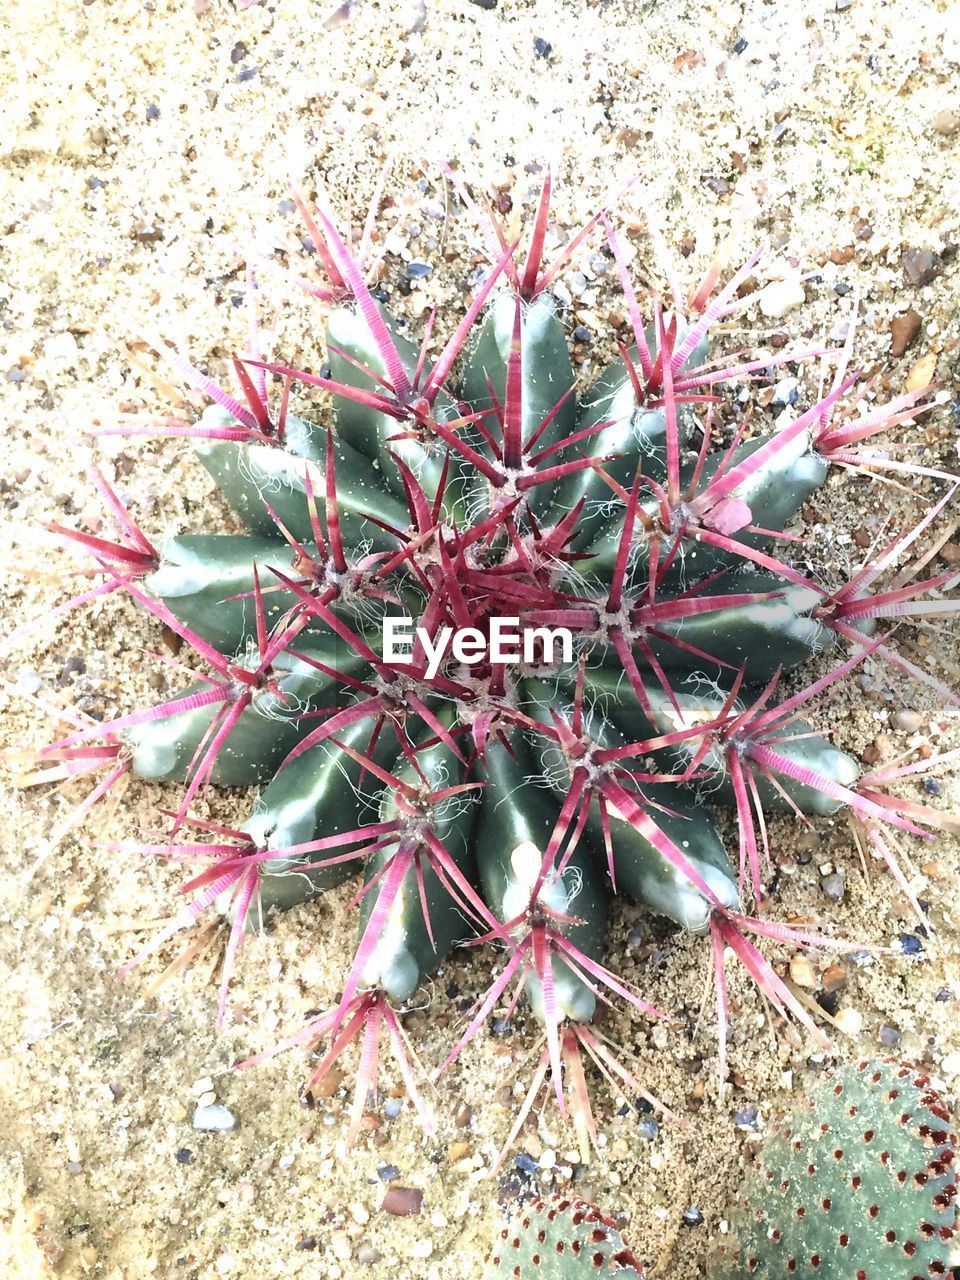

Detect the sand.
xmin=1 ymin=0 xmax=959 ymax=1276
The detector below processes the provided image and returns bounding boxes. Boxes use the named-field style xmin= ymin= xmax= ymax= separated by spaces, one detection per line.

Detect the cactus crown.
xmin=28 ymin=171 xmax=958 ymax=1150
xmin=712 ymin=1059 xmax=958 ymax=1279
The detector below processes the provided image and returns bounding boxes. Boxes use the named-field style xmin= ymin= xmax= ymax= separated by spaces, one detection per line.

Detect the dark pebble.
xmin=377 ymin=1164 xmax=400 ymax=1181
xmin=637 ymin=1120 xmax=660 ymax=1140
xmin=935 ymin=988 xmax=954 ymax=1002
xmin=769 ymin=332 xmax=789 ymax=349
xmin=236 ymin=66 xmax=260 ymax=83
xmin=735 ymin=1105 xmax=760 ymax=1130
xmin=145 ymin=103 xmax=159 ymax=121
xmin=445 ymin=982 xmax=460 ymax=999
xmin=514 ymin=1153 xmax=538 ymax=1174
xmin=682 ymin=1207 xmax=704 ymax=1227
xmin=406 ymin=261 xmax=432 ymax=279
xmin=733 ymin=38 xmax=748 ymax=53
xmin=572 ymin=325 xmax=592 ymax=343
xmin=899 ymin=933 xmax=923 ymax=956
xmin=175 ymin=1148 xmax=194 ymax=1164
xmin=469 ymin=0 xmax=497 ymax=8
xmin=901 ymin=248 xmax=940 ymax=286
xmin=295 ymin=1236 xmax=317 ymax=1251
xmin=878 ymin=1024 xmax=901 ymax=1046
xmin=491 ymin=1018 xmax=512 ymax=1035
xmin=230 ymin=40 xmax=248 ymax=63
xmin=57 ymin=656 xmax=86 ymax=686
xmin=87 ymin=176 xmax=105 ymax=189
xmin=382 ymin=1186 xmax=423 ymax=1216
xmin=923 ymin=778 xmax=941 ymax=795
xmin=834 ymin=282 xmax=851 ymax=295
xmin=533 ymin=37 xmax=552 ymax=58
xmin=277 ymin=198 xmax=295 ymax=216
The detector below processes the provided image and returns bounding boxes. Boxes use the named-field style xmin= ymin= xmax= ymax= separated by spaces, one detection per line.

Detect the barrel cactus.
xmin=29 ymin=170 xmax=958 ymax=1146
xmin=711 ymin=1058 xmax=958 ymax=1278
xmin=484 ymin=1195 xmax=644 ymax=1278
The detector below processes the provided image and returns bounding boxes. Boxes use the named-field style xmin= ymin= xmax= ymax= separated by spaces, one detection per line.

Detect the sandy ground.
xmin=1 ymin=1 xmax=959 ymax=1276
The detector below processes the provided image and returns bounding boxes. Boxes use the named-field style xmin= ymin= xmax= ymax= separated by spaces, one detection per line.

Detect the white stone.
xmin=757 ymin=277 xmax=805 ymax=319
xmin=192 ymin=1104 xmax=237 ymax=1132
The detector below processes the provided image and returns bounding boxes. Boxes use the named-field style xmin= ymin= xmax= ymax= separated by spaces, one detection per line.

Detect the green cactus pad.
xmin=484 ymin=1196 xmax=645 ymax=1278
xmin=712 ymin=1059 xmax=958 ymax=1279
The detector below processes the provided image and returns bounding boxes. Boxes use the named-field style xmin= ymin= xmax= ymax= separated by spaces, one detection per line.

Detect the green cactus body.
xmin=556 ymin=323 xmax=710 ymax=547
xmin=127 ymin=640 xmax=357 ymax=785
xmin=569 ymin=668 xmax=860 ymax=817
xmin=145 ymin=534 xmax=296 ymax=655
xmin=326 ymin=301 xmax=467 ymax=512
xmin=522 ymin=678 xmax=739 ymax=930
xmin=477 ymin=735 xmax=608 ymax=1024
xmin=712 ymin=1059 xmax=958 ymax=1279
xmin=580 ymin=427 xmax=828 ymax=587
xmin=484 ymin=1195 xmax=645 ymax=1278
xmin=358 ymin=737 xmax=479 ymax=1001
xmin=461 ymin=293 xmax=577 ymax=456
xmin=43 ymin=181 xmax=953 ymax=1149
xmin=192 ymin=408 xmax=408 ymax=548
xmin=240 ymin=716 xmax=389 ymax=914
xmin=641 ymin=570 xmax=833 ymax=684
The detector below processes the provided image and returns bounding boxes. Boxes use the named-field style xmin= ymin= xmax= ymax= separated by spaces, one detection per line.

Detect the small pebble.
xmin=357 ymin=1244 xmax=382 ymax=1265
xmin=734 ymin=1105 xmax=759 ymax=1130
xmin=821 ymin=964 xmax=847 ymax=994
xmin=789 ymin=955 xmax=816 ymax=989
xmin=683 ymin=1207 xmax=704 ymax=1227
xmin=891 ymin=708 xmax=924 ymax=733
xmin=901 ymin=248 xmax=940 ymax=286
xmin=923 ymin=778 xmax=941 ymax=796
xmin=833 ymin=1007 xmax=863 ymax=1037
xmin=940 ymin=1053 xmax=960 ymax=1075
xmin=757 ymin=277 xmax=805 ymax=319
xmin=384 ymin=1098 xmax=402 ymax=1118
xmin=295 ymin=1237 xmax=317 ymax=1251
xmin=771 ymin=376 xmax=800 ymax=407
xmin=878 ymin=1024 xmax=901 ymax=1046
xmin=637 ymin=1120 xmax=660 ymax=1140
xmin=932 ymin=109 xmax=960 ymax=135
xmin=377 ymin=1164 xmax=400 ymax=1181
xmin=406 ymin=262 xmax=432 ymax=279
xmin=890 ymin=308 xmax=921 ymax=356
xmin=533 ymin=37 xmax=552 ymax=58
xmin=193 ymin=1104 xmax=237 ymax=1132
xmin=468 ymin=0 xmax=498 ymax=8
xmin=382 ymin=1186 xmax=423 ymax=1217
xmin=899 ymin=933 xmax=923 ymax=956
xmin=820 ymin=871 xmax=846 ymax=902
xmin=572 ymin=325 xmax=592 ymax=343
xmin=905 ymin=352 xmax=937 ymax=392
xmin=514 ymin=1153 xmax=538 ymax=1175
xmin=175 ymin=1148 xmax=194 ymax=1164
xmin=539 ymin=1148 xmax=556 ymax=1169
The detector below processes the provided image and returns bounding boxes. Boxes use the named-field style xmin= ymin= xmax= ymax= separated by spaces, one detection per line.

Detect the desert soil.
xmin=1 ymin=0 xmax=959 ymax=1277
